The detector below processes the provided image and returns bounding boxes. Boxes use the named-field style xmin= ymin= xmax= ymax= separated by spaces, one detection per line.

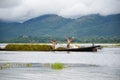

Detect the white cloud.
xmin=0 ymin=0 xmax=120 ymax=22
xmin=0 ymin=0 xmax=22 ymax=8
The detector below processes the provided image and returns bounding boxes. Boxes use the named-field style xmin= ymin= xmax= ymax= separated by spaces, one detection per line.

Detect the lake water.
xmin=0 ymin=44 xmax=120 ymax=80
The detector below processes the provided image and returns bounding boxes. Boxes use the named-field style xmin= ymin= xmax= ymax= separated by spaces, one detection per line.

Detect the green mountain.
xmin=0 ymin=14 xmax=120 ymax=43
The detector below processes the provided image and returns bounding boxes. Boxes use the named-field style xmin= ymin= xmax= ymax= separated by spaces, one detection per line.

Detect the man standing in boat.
xmin=51 ymin=39 xmax=57 ymax=49
xmin=67 ymin=37 xmax=72 ymax=48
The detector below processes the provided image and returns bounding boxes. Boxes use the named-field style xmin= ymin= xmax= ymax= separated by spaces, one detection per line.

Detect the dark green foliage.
xmin=5 ymin=44 xmax=53 ymax=51
xmin=51 ymin=62 xmax=63 ymax=70
xmin=2 ymin=36 xmax=120 ymax=43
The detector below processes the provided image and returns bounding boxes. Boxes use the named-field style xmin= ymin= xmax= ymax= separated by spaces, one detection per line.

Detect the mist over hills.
xmin=0 ymin=14 xmax=120 ymax=43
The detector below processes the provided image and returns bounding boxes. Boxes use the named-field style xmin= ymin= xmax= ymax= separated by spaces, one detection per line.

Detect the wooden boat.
xmin=0 ymin=47 xmax=6 ymax=51
xmin=53 ymin=45 xmax=101 ymax=52
xmin=0 ymin=45 xmax=101 ymax=52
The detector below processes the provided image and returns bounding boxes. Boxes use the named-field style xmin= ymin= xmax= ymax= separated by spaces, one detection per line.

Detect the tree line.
xmin=0 ymin=36 xmax=120 ymax=43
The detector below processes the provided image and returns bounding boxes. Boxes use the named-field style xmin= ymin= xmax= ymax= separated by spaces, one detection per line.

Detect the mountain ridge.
xmin=0 ymin=14 xmax=120 ymax=42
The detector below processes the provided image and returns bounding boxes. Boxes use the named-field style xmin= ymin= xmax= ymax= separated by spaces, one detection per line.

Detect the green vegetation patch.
xmin=0 ymin=63 xmax=33 ymax=70
xmin=26 ymin=63 xmax=32 ymax=67
xmin=51 ymin=62 xmax=63 ymax=70
xmin=5 ymin=44 xmax=53 ymax=51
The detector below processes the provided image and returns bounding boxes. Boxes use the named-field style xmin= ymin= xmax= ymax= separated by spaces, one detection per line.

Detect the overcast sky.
xmin=0 ymin=0 xmax=120 ymax=23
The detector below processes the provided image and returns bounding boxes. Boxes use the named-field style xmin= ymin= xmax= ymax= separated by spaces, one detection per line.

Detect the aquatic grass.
xmin=0 ymin=63 xmax=33 ymax=70
xmin=5 ymin=44 xmax=53 ymax=51
xmin=0 ymin=63 xmax=11 ymax=70
xmin=51 ymin=62 xmax=63 ymax=70
xmin=26 ymin=64 xmax=32 ymax=67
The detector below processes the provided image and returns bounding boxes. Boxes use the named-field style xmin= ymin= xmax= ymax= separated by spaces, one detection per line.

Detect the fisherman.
xmin=51 ymin=39 xmax=57 ymax=49
xmin=67 ymin=37 xmax=72 ymax=48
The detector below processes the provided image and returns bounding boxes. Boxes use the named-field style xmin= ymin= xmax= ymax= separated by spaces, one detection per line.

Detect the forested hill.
xmin=0 ymin=14 xmax=120 ymax=43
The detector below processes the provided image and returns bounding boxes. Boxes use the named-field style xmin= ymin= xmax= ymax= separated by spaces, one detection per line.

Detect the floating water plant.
xmin=51 ymin=62 xmax=63 ymax=70
xmin=26 ymin=63 xmax=32 ymax=67
xmin=0 ymin=63 xmax=11 ymax=70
